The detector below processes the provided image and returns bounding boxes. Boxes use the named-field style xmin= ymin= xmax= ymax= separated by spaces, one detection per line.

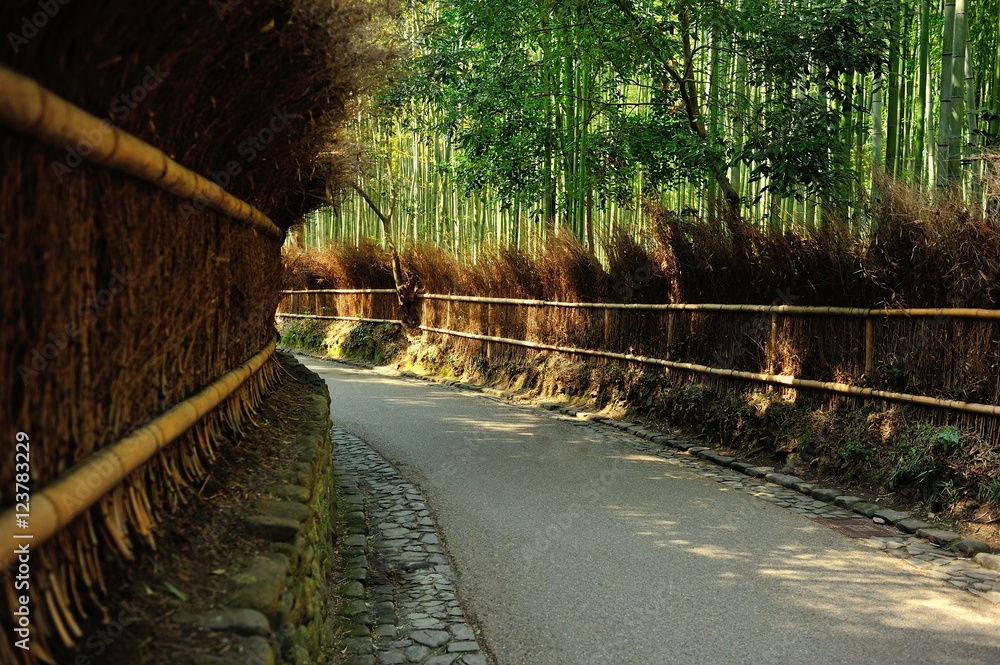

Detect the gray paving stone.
xmin=342 ymin=580 xmax=366 ymax=598
xmin=449 ymin=624 xmax=476 ymax=641
xmin=447 ymin=641 xmax=480 ymax=653
xmin=810 ymin=488 xmax=841 ymax=502
xmin=744 ymin=466 xmax=774 ymax=477
xmin=374 ymin=625 xmax=398 ymax=639
xmin=410 ymin=629 xmax=450 ymax=648
xmin=404 ymin=645 xmax=432 ymax=662
xmin=425 ymin=656 xmax=460 ymax=665
xmin=178 ymin=608 xmax=271 ymax=637
xmin=412 ymin=618 xmax=446 ymax=629
xmin=347 ymin=638 xmax=375 ymax=655
xmin=765 ymin=473 xmax=804 ymax=489
xmin=896 ymin=518 xmax=934 ymax=533
xmin=973 ymin=552 xmax=1000 ymax=573
xmin=950 ymin=538 xmax=993 ymax=558
xmin=872 ymin=508 xmax=910 ymax=524
xmin=459 ymin=655 xmax=488 ymax=665
xmin=917 ymin=528 xmax=962 ymax=546
xmin=851 ymin=502 xmax=882 ymax=518
xmin=340 ymin=600 xmax=368 ymax=617
xmin=834 ymin=495 xmax=864 ymax=509
xmin=345 ymin=534 xmax=368 ymax=548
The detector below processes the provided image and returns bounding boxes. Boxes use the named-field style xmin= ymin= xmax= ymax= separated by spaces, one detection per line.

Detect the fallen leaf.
xmin=162 ymin=581 xmax=188 ymax=602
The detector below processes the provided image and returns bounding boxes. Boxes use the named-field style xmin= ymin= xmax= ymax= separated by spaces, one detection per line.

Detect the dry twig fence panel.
xmin=277 ymin=288 xmax=401 ymax=324
xmin=0 ymin=66 xmax=284 ymax=240
xmin=0 ymin=64 xmax=286 ymax=663
xmin=278 ymin=290 xmax=1000 ymax=420
xmin=0 ymin=338 xmax=277 ymax=570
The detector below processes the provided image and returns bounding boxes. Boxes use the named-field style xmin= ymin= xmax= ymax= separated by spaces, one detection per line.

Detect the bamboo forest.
xmin=299 ymin=0 xmax=1000 ymax=257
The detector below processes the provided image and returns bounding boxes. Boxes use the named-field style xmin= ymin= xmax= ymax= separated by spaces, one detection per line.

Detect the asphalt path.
xmin=302 ymin=357 xmax=1000 ymax=665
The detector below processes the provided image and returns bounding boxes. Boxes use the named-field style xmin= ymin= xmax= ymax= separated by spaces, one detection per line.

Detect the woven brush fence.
xmin=0 ymin=1 xmax=386 ymax=662
xmin=282 ymin=291 xmax=1000 ymax=438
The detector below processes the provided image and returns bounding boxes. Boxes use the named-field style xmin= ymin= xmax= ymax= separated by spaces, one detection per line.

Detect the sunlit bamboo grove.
xmin=298 ymin=0 xmax=1000 ymax=257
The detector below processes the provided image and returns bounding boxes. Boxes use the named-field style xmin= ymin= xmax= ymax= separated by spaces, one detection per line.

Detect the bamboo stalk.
xmin=0 ymin=337 xmax=277 ymax=570
xmin=419 ymin=325 xmax=1000 ymax=417
xmin=0 ymin=65 xmax=283 ymax=240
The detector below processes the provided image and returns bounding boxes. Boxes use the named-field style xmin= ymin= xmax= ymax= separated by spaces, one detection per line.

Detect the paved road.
xmin=302 ymin=358 xmax=1000 ymax=665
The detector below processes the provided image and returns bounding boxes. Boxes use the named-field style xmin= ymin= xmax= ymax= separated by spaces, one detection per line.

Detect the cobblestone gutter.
xmin=331 ymin=428 xmax=488 ymax=665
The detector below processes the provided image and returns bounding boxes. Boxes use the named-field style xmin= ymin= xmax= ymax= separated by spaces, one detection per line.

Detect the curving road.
xmin=301 ymin=357 xmax=1000 ymax=665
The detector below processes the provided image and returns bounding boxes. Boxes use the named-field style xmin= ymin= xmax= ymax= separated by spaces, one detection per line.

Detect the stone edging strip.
xmin=331 ymin=426 xmax=488 ymax=665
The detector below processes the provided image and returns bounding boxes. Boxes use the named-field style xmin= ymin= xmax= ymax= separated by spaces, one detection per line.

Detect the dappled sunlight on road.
xmin=312 ymin=358 xmax=1000 ymax=664
xmin=604 ymin=496 xmax=1000 ymax=646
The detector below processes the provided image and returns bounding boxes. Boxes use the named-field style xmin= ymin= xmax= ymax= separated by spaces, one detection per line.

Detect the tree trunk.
xmin=350 ymin=183 xmax=419 ymax=324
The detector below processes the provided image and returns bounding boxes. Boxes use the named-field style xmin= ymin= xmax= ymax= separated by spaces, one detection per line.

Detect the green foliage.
xmin=741 ymin=95 xmax=854 ymax=201
xmin=279 ymin=319 xmax=328 ymax=351
xmin=886 ymin=425 xmax=961 ymax=489
xmin=840 ymin=440 xmax=876 ymax=462
xmin=341 ymin=322 xmax=403 ymax=364
xmin=977 ymin=478 xmax=1000 ymax=505
xmin=738 ymin=0 xmax=895 ymax=87
xmin=307 ymin=0 xmax=1000 ymax=251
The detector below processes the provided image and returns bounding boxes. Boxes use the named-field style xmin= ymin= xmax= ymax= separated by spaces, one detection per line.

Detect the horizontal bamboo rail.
xmin=280 ymin=289 xmax=1000 ymax=320
xmin=281 ymin=289 xmax=397 ymax=295
xmin=277 ymin=290 xmax=1000 ymax=418
xmin=276 ymin=312 xmax=399 ymax=324
xmin=0 ymin=336 xmax=277 ymax=569
xmin=414 ymin=293 xmax=1000 ymax=319
xmin=419 ymin=325 xmax=1000 ymax=418
xmin=0 ymin=65 xmax=283 ymax=240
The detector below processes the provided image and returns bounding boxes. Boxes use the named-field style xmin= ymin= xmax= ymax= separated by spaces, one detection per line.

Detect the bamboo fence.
xmin=0 ymin=65 xmax=284 ymax=241
xmin=0 ymin=337 xmax=277 ymax=570
xmin=1 ymin=64 xmax=288 ymax=663
xmin=278 ymin=289 xmax=1000 ymax=418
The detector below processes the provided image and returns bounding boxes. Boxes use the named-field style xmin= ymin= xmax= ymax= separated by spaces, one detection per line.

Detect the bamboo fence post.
xmin=666 ymin=311 xmax=676 ymax=360
xmin=769 ymin=313 xmax=778 ymax=373
xmin=605 ymin=308 xmax=612 ymax=352
xmin=865 ymin=316 xmax=875 ymax=376
xmin=485 ymin=302 xmax=492 ymax=359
